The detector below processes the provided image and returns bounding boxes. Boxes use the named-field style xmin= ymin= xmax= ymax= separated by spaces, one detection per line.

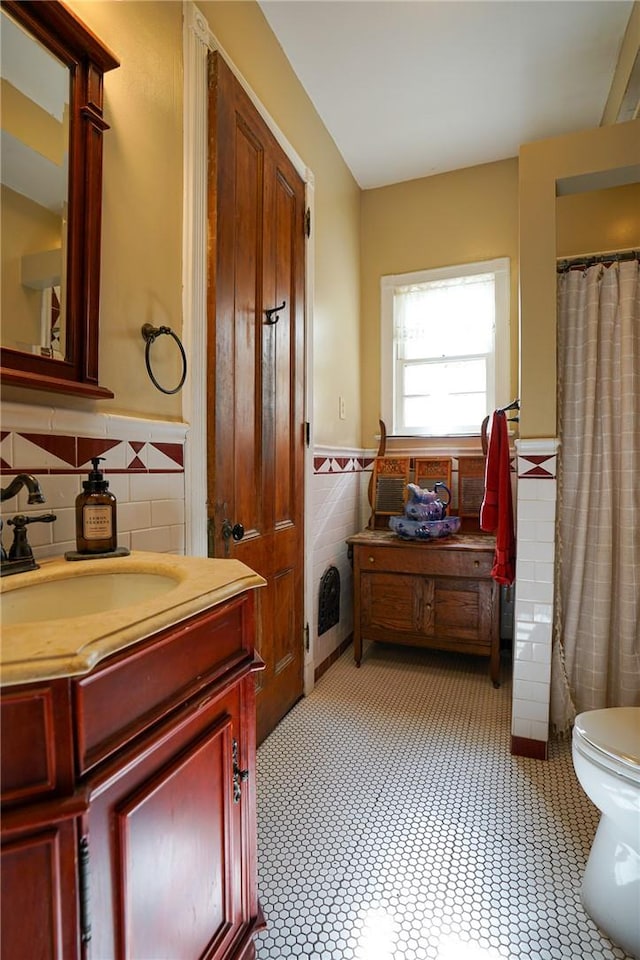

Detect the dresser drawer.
xmin=354 ymin=544 xmax=493 ymax=579
xmin=74 ymin=593 xmax=253 ymax=774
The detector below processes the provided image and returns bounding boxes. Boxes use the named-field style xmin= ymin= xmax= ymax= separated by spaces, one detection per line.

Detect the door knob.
xmin=221 ymin=519 xmax=245 ymax=542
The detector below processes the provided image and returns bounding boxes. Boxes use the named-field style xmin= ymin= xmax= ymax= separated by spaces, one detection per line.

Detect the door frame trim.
xmin=182 ymin=1 xmax=316 ymax=693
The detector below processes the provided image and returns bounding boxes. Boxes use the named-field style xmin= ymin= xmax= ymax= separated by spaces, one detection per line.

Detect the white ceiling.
xmin=259 ymin=0 xmax=634 ymax=189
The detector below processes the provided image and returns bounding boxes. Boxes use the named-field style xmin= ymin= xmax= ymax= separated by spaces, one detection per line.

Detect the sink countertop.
xmin=0 ymin=552 xmax=265 ymax=687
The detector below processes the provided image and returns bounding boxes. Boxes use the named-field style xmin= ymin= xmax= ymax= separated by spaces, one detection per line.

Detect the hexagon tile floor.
xmin=254 ymin=643 xmax=634 ymax=960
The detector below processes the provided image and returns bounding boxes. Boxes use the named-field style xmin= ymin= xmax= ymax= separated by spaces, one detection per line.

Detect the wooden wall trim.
xmin=314 ymin=635 xmax=353 ymax=683
xmin=511 ymin=735 xmax=548 ymax=760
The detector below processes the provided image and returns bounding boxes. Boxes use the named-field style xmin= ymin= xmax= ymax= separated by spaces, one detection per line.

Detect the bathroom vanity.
xmin=347 ymin=530 xmax=500 ymax=685
xmin=0 ymin=553 xmax=265 ymax=960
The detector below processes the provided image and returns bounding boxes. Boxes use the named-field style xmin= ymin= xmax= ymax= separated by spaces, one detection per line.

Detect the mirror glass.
xmin=0 ymin=0 xmax=118 ymax=399
xmin=1 ymin=8 xmax=69 ymax=360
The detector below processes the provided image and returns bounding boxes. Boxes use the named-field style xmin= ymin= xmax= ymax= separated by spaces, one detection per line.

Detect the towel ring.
xmin=141 ymin=323 xmax=187 ymax=395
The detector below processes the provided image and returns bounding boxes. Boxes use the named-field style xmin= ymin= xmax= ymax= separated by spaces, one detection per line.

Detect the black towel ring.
xmin=141 ymin=323 xmax=187 ymax=395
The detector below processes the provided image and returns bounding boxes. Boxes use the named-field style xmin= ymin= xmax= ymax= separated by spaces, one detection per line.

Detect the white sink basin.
xmin=0 ymin=552 xmax=266 ymax=687
xmin=1 ymin=572 xmax=179 ymax=626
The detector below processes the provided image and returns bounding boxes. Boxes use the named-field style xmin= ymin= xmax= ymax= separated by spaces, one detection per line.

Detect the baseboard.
xmin=511 ymin=735 xmax=548 ymax=760
xmin=314 ymin=634 xmax=353 ymax=683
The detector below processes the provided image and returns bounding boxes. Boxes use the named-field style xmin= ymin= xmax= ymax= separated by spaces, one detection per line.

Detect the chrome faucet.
xmin=1 ymin=474 xmax=46 ymax=504
xmin=1 ymin=475 xmax=55 ymax=577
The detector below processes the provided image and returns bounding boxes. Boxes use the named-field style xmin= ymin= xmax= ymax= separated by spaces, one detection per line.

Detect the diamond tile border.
xmin=314 ymin=453 xmax=375 ymax=474
xmin=1 ymin=405 xmax=187 ymax=558
xmin=2 ymin=434 xmax=184 ymax=475
xmin=516 ymin=438 xmax=558 ymax=481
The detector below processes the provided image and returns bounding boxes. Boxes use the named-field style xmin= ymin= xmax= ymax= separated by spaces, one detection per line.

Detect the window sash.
xmin=380 ymin=258 xmax=509 ymax=436
xmin=395 ymin=355 xmax=493 ymax=436
xmin=394 ymin=273 xmax=495 ymax=354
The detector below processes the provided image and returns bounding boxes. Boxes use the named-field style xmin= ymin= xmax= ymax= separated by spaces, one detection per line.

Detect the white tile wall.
xmin=1 ymin=404 xmax=187 ymax=561
xmin=512 ymin=439 xmax=559 ymax=747
xmin=310 ymin=451 xmax=372 ymax=671
xmin=1 ymin=470 xmax=186 ymax=560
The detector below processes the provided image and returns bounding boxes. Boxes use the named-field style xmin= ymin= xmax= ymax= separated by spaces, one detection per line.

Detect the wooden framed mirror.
xmin=0 ymin=0 xmax=118 ymax=398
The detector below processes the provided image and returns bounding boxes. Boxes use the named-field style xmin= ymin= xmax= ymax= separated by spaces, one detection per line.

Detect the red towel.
xmin=480 ymin=410 xmax=515 ymax=585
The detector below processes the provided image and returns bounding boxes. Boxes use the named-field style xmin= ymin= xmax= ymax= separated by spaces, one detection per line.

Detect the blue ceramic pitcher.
xmin=404 ymin=481 xmax=451 ymax=521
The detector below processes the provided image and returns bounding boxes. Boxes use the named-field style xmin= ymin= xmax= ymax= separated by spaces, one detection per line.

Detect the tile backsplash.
xmin=1 ymin=403 xmax=186 ymax=559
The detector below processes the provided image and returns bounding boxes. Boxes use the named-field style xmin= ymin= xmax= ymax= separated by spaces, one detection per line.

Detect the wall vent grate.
xmin=318 ymin=566 xmax=340 ymax=636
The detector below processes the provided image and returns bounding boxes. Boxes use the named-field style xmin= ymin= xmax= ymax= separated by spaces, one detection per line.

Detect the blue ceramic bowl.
xmin=389 ymin=515 xmax=461 ymax=541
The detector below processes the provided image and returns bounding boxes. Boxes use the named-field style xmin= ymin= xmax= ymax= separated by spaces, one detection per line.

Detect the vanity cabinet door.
xmin=85 ymin=679 xmax=257 ymax=960
xmin=1 ymin=814 xmax=80 ymax=960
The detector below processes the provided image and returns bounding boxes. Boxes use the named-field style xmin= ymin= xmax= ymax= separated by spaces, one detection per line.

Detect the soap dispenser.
xmin=75 ymin=457 xmax=118 ymax=554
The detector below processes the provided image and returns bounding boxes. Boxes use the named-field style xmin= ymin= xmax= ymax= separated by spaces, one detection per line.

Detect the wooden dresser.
xmin=347 ymin=530 xmax=500 ymax=686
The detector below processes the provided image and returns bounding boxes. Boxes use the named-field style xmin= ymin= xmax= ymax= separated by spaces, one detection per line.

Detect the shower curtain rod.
xmin=557 ymin=248 xmax=639 ymax=273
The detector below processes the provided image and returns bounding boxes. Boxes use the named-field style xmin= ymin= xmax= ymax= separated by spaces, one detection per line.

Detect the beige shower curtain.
xmin=551 ymin=257 xmax=640 ymax=734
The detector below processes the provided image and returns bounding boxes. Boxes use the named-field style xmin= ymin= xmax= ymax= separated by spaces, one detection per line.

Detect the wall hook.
xmin=264 ymin=300 xmax=286 ymax=325
xmin=141 ymin=323 xmax=187 ymax=395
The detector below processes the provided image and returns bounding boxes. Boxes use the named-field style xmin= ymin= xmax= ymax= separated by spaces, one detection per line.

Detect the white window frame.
xmin=381 ymin=258 xmax=510 ymax=436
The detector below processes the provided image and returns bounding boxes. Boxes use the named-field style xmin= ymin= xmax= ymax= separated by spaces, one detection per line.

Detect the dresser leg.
xmin=490 ymin=646 xmax=500 ymax=687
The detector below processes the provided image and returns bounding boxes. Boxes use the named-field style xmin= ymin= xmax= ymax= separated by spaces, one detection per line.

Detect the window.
xmin=381 ymin=258 xmax=510 ymax=436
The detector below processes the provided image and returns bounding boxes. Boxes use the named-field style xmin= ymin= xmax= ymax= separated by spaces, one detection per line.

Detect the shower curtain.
xmin=551 ymin=257 xmax=640 ymax=734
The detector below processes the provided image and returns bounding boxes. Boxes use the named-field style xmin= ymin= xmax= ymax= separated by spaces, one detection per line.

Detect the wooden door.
xmin=208 ymin=54 xmax=306 ymax=744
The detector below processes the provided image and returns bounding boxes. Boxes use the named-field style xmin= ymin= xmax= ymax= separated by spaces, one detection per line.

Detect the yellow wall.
xmin=4 ymin=0 xmax=637 ymax=451
xmin=68 ymin=0 xmax=184 ymax=420
xmin=1 ymin=79 xmax=66 ymax=165
xmin=197 ymin=1 xmax=362 ymax=448
xmin=359 ymin=158 xmax=519 ymax=447
xmin=1 ymin=187 xmax=61 ymax=349
xmin=10 ymin=0 xmax=362 ymax=445
xmin=557 ymin=183 xmax=640 ymax=257
xmin=519 ymin=119 xmax=640 ymax=438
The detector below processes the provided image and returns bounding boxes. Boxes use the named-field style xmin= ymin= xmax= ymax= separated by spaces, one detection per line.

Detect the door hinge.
xmin=79 ymin=835 xmax=92 ymax=944
xmin=305 ymin=421 xmax=311 ymax=447
xmin=304 ymin=207 xmax=311 ymax=239
xmin=232 ymin=738 xmax=249 ymax=804
xmin=304 ymin=622 xmax=310 ymax=652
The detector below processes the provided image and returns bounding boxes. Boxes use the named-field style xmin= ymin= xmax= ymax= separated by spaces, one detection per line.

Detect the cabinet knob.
xmin=368 ymin=556 xmax=375 ymax=563
xmin=474 ymin=560 xmax=480 ymax=567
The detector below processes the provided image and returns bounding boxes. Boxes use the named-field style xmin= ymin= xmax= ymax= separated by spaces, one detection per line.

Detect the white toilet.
xmin=572 ymin=707 xmax=640 ymax=958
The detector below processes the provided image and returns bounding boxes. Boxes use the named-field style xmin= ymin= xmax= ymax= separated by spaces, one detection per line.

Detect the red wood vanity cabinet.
xmin=1 ymin=590 xmax=264 ymax=960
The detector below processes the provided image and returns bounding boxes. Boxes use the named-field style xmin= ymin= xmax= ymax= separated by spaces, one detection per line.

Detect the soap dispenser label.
xmin=83 ymin=505 xmax=113 ymax=540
